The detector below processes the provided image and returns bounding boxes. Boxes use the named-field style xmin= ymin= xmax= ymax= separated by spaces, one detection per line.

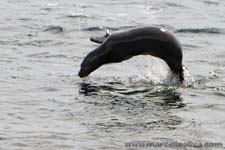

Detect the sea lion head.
xmin=78 ymin=45 xmax=109 ymax=77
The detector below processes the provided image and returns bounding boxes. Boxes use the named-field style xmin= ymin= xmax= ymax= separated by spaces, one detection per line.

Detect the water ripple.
xmin=79 ymin=81 xmax=185 ymax=109
xmin=92 ymin=117 xmax=182 ymax=131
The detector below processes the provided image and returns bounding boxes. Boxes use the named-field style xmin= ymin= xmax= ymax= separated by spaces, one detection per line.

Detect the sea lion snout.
xmin=79 ymin=59 xmax=93 ymax=77
xmin=79 ymin=51 xmax=104 ymax=78
xmin=79 ymin=63 xmax=101 ymax=78
xmin=78 ymin=67 xmax=89 ymax=77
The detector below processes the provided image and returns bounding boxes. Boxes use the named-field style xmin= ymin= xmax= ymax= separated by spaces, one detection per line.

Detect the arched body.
xmin=79 ymin=27 xmax=184 ymax=82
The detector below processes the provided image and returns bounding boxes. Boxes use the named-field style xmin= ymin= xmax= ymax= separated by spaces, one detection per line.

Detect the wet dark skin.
xmin=79 ymin=27 xmax=184 ymax=82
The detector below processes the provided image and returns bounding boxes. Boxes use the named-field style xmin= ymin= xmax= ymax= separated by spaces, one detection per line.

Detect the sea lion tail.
xmin=90 ymin=29 xmax=110 ymax=44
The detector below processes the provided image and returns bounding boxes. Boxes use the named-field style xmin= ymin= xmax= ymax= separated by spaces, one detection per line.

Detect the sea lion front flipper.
xmin=90 ymin=29 xmax=110 ymax=44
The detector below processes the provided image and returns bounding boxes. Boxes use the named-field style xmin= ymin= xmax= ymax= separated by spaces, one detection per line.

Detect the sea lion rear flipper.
xmin=90 ymin=30 xmax=110 ymax=44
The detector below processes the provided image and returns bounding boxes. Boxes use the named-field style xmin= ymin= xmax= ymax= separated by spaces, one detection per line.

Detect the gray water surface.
xmin=0 ymin=0 xmax=225 ymax=150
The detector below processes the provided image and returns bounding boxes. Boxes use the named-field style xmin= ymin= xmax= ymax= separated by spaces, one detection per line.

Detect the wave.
xmin=164 ymin=2 xmax=186 ymax=8
xmin=65 ymin=13 xmax=92 ymax=19
xmin=26 ymin=52 xmax=72 ymax=59
xmin=82 ymin=26 xmax=224 ymax=35
xmin=43 ymin=25 xmax=64 ymax=33
xmin=175 ymin=28 xmax=224 ymax=34
xmin=81 ymin=25 xmax=137 ymax=31
xmin=203 ymin=0 xmax=219 ymax=5
xmin=66 ymin=14 xmax=90 ymax=19
xmin=82 ymin=26 xmax=119 ymax=31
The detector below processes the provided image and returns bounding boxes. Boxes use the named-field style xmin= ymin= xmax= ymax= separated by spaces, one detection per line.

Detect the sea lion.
xmin=79 ymin=26 xmax=184 ymax=82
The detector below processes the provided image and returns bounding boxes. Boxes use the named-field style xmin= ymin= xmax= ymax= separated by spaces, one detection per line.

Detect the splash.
xmin=79 ymin=55 xmax=194 ymax=87
xmin=182 ymin=66 xmax=195 ymax=86
xmin=96 ymin=65 xmax=194 ymax=87
xmin=125 ymin=66 xmax=194 ymax=87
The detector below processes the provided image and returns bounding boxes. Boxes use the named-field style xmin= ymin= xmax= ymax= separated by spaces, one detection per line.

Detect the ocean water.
xmin=0 ymin=0 xmax=225 ymax=149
